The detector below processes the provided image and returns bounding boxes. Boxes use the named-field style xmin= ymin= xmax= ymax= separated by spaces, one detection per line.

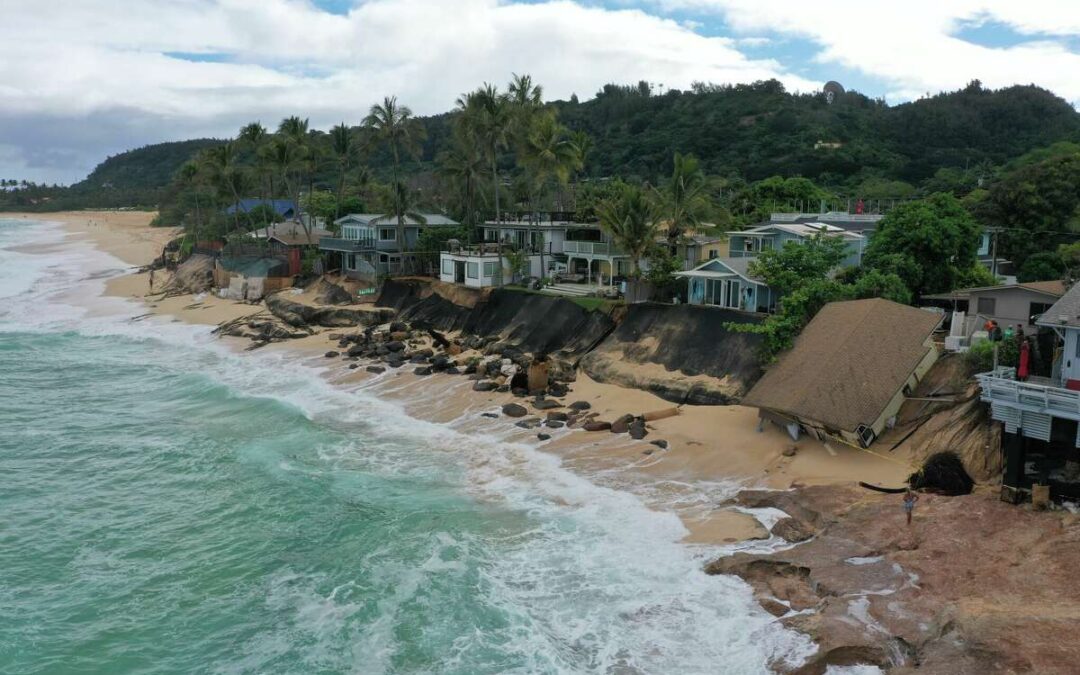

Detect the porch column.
xmin=587 ymin=259 xmax=592 ymax=285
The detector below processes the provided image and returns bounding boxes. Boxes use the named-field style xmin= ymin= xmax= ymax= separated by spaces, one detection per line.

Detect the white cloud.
xmin=653 ymin=0 xmax=1080 ymax=104
xmin=0 ymin=0 xmax=817 ymax=182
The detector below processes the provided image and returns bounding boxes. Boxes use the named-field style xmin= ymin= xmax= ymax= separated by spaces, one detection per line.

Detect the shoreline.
xmin=52 ymin=209 xmax=920 ymax=548
xmin=44 ymin=209 xmax=915 ymax=549
xmin=14 ymin=210 xmax=938 ymax=673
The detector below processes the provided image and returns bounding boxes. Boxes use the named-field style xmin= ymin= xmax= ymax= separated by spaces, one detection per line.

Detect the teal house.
xmin=677 ymin=222 xmax=865 ymax=313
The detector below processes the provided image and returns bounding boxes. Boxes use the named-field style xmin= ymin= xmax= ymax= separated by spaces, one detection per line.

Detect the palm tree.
xmin=238 ymin=122 xmax=270 ymax=201
xmin=378 ymin=182 xmax=427 ymax=275
xmin=657 ymin=152 xmax=710 ymax=266
xmin=438 ymin=132 xmax=487 ymax=229
xmin=277 ymin=116 xmax=310 ymax=214
xmin=596 ymin=185 xmax=662 ymax=278
xmin=201 ymin=142 xmax=250 ymax=235
xmin=329 ymin=122 xmax=356 ymax=221
xmin=508 ymin=73 xmax=543 ymax=109
xmin=364 ymin=97 xmax=426 ymax=272
xmin=519 ymin=111 xmax=578 ymax=273
xmin=177 ymin=160 xmax=204 ymax=246
xmin=457 ymin=85 xmax=511 ymax=224
xmin=264 ymin=137 xmax=306 ymax=233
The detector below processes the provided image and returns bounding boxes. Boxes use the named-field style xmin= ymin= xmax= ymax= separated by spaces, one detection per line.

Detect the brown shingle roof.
xmin=1019 ymin=280 xmax=1066 ymax=297
xmin=742 ymin=298 xmax=942 ymax=433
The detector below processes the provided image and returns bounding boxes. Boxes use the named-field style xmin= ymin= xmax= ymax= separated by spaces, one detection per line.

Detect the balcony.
xmin=319 ymin=237 xmax=374 ymax=252
xmin=976 ymin=367 xmax=1080 ymax=444
xmin=563 ymin=241 xmax=626 ymax=257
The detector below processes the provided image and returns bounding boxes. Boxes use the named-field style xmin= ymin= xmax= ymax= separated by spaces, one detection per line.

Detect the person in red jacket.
xmin=1018 ymin=339 xmax=1031 ymax=382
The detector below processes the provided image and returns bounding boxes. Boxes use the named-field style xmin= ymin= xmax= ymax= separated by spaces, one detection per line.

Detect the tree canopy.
xmin=864 ymin=192 xmax=982 ymax=298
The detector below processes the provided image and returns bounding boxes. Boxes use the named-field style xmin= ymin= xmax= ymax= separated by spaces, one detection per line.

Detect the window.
xmin=379 ymin=228 xmax=396 ymax=241
xmin=483 ymin=261 xmax=498 ymax=278
xmin=743 ymin=238 xmax=755 ymax=252
xmin=467 ymin=262 xmax=479 ymax=279
xmin=976 ymin=297 xmax=996 ymax=316
xmin=708 ymin=250 xmax=718 ymax=259
xmin=442 ymin=259 xmax=453 ymax=275
xmin=1030 ymin=302 xmax=1054 ymax=324
xmin=485 ymin=229 xmax=498 ymax=242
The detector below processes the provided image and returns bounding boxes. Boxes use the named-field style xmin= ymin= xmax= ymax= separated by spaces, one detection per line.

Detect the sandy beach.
xmin=42 ymin=210 xmax=916 ymax=546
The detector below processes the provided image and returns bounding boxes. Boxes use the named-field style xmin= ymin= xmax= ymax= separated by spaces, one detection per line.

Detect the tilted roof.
xmin=742 ymin=298 xmax=942 ymax=433
xmin=1037 ymin=282 xmax=1080 ymax=328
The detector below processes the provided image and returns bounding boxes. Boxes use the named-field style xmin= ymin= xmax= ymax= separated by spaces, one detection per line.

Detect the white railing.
xmin=563 ymin=241 xmax=626 ymax=256
xmin=976 ymin=369 xmax=1080 ymax=420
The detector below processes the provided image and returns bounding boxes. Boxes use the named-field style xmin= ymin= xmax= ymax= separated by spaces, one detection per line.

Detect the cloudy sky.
xmin=2 ymin=0 xmax=1079 ymax=184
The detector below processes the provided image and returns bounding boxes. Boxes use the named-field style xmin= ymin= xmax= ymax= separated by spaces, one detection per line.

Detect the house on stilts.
xmin=977 ymin=281 xmax=1080 ymax=502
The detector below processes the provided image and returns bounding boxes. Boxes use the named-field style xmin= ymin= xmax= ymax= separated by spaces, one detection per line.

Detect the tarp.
xmin=218 ymin=256 xmax=288 ymax=278
xmin=245 ymin=276 xmax=265 ymax=302
xmin=226 ymin=276 xmax=247 ymax=301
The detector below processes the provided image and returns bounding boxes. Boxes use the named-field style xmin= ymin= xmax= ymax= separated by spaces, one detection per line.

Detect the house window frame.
xmin=442 ymin=259 xmax=453 ymax=275
xmin=466 ymin=262 xmax=479 ymax=279
xmin=976 ymin=297 xmax=996 ymax=316
xmin=483 ymin=261 xmax=498 ymax=278
xmin=379 ymin=227 xmax=396 ymax=241
xmin=1029 ymin=302 xmax=1054 ymax=325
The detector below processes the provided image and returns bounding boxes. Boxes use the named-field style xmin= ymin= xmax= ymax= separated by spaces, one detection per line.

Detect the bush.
xmin=965 ymin=338 xmax=1019 ymax=372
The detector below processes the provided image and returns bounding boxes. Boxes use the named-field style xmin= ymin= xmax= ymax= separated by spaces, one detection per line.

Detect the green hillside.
xmin=2 ymin=80 xmax=1078 ymax=213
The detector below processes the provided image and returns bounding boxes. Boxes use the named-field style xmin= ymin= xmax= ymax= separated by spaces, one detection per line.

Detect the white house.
xmin=439 ymin=246 xmax=543 ymax=289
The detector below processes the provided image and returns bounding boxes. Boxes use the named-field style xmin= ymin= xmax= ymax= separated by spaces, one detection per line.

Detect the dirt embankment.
xmin=581 ymin=303 xmax=764 ymax=405
xmin=881 ymin=354 xmax=1002 ymax=482
xmin=708 ymin=485 xmax=1080 ymax=674
xmin=377 ymin=281 xmax=766 ymax=403
xmin=378 ymin=279 xmax=614 ymax=360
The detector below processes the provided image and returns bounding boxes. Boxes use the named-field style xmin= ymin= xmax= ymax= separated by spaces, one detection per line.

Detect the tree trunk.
xmin=492 ymin=149 xmax=500 ymax=224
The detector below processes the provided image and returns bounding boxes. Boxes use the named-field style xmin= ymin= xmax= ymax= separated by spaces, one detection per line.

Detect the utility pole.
xmin=988 ymin=226 xmax=1002 ymax=280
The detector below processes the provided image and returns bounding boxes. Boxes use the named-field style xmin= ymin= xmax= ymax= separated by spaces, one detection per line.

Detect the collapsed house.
xmin=742 ymin=298 xmax=943 ymax=448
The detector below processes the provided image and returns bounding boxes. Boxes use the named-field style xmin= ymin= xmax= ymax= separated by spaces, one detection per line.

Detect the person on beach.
xmin=149 ymin=269 xmax=155 ymax=294
xmin=903 ymin=489 xmax=919 ymax=526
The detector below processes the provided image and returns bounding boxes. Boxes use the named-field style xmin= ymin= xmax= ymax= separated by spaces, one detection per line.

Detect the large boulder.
xmin=502 ymin=403 xmax=528 ymax=418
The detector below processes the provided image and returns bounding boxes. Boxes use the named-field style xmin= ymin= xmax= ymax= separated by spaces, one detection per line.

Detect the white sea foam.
xmin=2 ymin=218 xmax=822 ymax=673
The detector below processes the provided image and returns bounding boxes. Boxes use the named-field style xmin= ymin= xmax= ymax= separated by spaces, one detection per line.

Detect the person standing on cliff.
xmin=903 ymin=489 xmax=919 ymax=526
xmin=148 ymin=268 xmax=155 ymax=294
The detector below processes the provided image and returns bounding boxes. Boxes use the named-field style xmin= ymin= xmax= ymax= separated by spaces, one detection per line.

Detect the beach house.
xmin=481 ymin=212 xmax=637 ymax=285
xmin=743 ymin=298 xmax=942 ymax=447
xmin=438 ymin=243 xmax=543 ymax=289
xmin=676 ymin=220 xmax=864 ymax=313
xmin=319 ymin=213 xmax=459 ymax=278
xmin=923 ymin=281 xmax=1064 ymax=344
xmin=976 ymin=281 xmax=1080 ymax=502
xmin=247 ymin=221 xmax=333 ymax=276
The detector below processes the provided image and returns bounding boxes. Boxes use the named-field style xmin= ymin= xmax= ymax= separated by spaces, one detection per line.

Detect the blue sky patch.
xmin=164 ymin=51 xmax=233 ymax=64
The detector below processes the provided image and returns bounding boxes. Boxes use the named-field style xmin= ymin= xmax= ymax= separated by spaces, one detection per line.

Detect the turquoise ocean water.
xmin=0 ymin=218 xmax=814 ymax=674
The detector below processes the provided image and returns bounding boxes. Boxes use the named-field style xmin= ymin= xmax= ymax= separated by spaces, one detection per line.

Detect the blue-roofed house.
xmin=225 ymin=199 xmax=298 ymax=220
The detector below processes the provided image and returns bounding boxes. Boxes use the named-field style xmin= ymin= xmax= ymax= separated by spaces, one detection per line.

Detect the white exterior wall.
xmin=439 ymin=252 xmax=544 ymax=288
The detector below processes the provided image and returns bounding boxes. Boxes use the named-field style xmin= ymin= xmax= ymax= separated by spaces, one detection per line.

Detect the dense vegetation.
xmin=4 ymin=79 xmax=1078 ymax=218
xmin=0 ymin=140 xmax=222 ymax=211
xmin=5 ymin=75 xmax=1080 ymax=362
